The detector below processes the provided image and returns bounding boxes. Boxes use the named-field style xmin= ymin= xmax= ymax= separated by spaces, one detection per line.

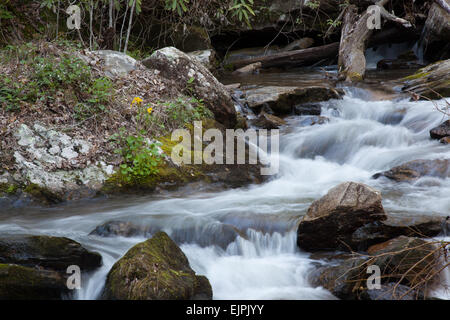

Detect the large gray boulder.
xmin=142 ymin=47 xmax=236 ymax=128
xmin=297 ymin=182 xmax=387 ymax=251
xmin=103 ymin=232 xmax=212 ymax=300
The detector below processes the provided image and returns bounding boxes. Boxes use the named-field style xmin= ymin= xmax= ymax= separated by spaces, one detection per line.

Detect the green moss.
xmin=23 ymin=184 xmax=62 ymax=204
xmin=0 ymin=183 xmax=18 ymax=195
xmin=104 ymin=232 xmax=207 ymax=300
xmin=403 ymin=71 xmax=431 ymax=81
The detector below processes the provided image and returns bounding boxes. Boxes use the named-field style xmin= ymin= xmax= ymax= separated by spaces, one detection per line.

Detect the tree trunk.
xmin=338 ymin=4 xmax=374 ymax=82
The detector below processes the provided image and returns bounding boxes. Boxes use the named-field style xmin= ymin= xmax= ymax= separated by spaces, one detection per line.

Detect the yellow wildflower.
xmin=147 ymin=107 xmax=153 ymax=114
xmin=131 ymin=97 xmax=143 ymax=107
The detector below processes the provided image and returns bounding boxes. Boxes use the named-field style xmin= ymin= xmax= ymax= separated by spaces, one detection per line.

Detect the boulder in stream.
xmin=373 ymin=159 xmax=450 ymax=182
xmin=142 ymin=47 xmax=236 ymax=128
xmin=430 ymin=120 xmax=450 ymax=140
xmin=0 ymin=264 xmax=69 ymax=300
xmin=103 ymin=232 xmax=212 ymax=300
xmin=250 ymin=112 xmax=286 ymax=129
xmin=310 ymin=236 xmax=442 ymax=300
xmin=297 ymin=182 xmax=387 ymax=251
xmin=243 ymin=86 xmax=342 ymax=115
xmin=0 ymin=235 xmax=102 ymax=272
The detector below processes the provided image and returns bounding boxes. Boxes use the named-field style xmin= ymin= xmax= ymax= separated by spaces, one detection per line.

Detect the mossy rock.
xmin=102 ymin=119 xmax=265 ymax=194
xmin=23 ymin=184 xmax=63 ymax=205
xmin=0 ymin=235 xmax=102 ymax=272
xmin=0 ymin=264 xmax=69 ymax=300
xmin=103 ymin=232 xmax=212 ymax=300
xmin=0 ymin=183 xmax=19 ymax=196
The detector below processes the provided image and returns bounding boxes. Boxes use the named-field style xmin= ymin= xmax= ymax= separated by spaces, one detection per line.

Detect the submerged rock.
xmin=90 ymin=220 xmax=242 ymax=250
xmin=103 ymin=232 xmax=212 ymax=300
xmin=351 ymin=215 xmax=444 ymax=250
xmin=373 ymin=159 xmax=450 ymax=182
xmin=0 ymin=264 xmax=69 ymax=300
xmin=0 ymin=235 xmax=102 ymax=272
xmin=294 ymin=103 xmax=322 ymax=116
xmin=243 ymin=86 xmax=341 ymax=115
xmin=250 ymin=112 xmax=286 ymax=129
xmin=232 ymin=62 xmax=262 ymax=75
xmin=143 ymin=47 xmax=236 ymax=128
xmin=310 ymin=236 xmax=441 ymax=300
xmin=297 ymin=182 xmax=387 ymax=251
xmin=367 ymin=236 xmax=441 ymax=287
xmin=282 ymin=38 xmax=314 ymax=52
xmin=430 ymin=120 xmax=450 ymax=140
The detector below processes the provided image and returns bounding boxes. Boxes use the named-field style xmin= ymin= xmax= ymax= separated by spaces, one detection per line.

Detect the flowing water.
xmin=1 ymin=69 xmax=449 ymax=300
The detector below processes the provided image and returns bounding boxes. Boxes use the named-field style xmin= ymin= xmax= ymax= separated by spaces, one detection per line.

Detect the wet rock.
xmin=232 ymin=62 xmax=262 ymax=75
xmin=367 ymin=236 xmax=440 ymax=287
xmin=373 ymin=159 xmax=450 ymax=182
xmin=282 ymin=38 xmax=314 ymax=52
xmin=297 ymin=116 xmax=330 ymax=127
xmin=294 ymin=103 xmax=322 ymax=116
xmin=297 ymin=182 xmax=387 ymax=251
xmin=187 ymin=49 xmax=218 ymax=72
xmin=91 ymin=220 xmax=241 ymax=250
xmin=351 ymin=215 xmax=444 ymax=251
xmin=0 ymin=235 xmax=102 ymax=272
xmin=90 ymin=50 xmax=137 ymax=78
xmin=402 ymin=59 xmax=450 ymax=98
xmin=361 ymin=283 xmax=424 ymax=300
xmin=103 ymin=232 xmax=212 ymax=300
xmin=243 ymin=86 xmax=341 ymax=115
xmin=250 ymin=112 xmax=286 ymax=129
xmin=0 ymin=264 xmax=69 ymax=300
xmin=440 ymin=137 xmax=450 ymax=144
xmin=309 ymin=254 xmax=368 ymax=300
xmin=143 ymin=47 xmax=236 ymax=128
xmin=90 ymin=221 xmax=146 ymax=238
xmin=310 ymin=236 xmax=439 ymax=300
xmin=430 ymin=120 xmax=450 ymax=140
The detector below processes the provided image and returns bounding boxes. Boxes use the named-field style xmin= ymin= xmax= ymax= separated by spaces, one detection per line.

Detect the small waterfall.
xmin=1 ymin=81 xmax=449 ymax=300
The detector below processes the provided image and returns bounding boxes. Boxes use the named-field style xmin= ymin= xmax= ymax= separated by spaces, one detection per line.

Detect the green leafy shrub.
xmin=111 ymin=129 xmax=163 ymax=183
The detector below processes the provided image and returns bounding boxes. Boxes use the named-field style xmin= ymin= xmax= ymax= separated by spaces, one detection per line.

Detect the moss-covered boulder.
xmin=0 ymin=264 xmax=69 ymax=300
xmin=0 ymin=235 xmax=102 ymax=272
xmin=103 ymin=232 xmax=212 ymax=300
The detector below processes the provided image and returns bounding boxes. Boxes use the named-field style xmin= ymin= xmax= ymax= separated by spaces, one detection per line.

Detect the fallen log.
xmin=230 ymin=42 xmax=340 ymax=70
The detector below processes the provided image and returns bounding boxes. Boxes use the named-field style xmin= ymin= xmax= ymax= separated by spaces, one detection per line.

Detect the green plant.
xmin=111 ymin=128 xmax=162 ymax=182
xmin=230 ymin=0 xmax=255 ymax=27
xmin=165 ymin=0 xmax=189 ymax=16
xmin=305 ymin=0 xmax=320 ymax=10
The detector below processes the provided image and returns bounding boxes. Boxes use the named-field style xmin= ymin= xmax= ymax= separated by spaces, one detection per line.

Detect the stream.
xmin=0 ymin=67 xmax=449 ymax=300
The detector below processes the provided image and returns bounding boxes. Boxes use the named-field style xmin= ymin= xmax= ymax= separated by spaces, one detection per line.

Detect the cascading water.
xmin=1 ymin=81 xmax=449 ymax=300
